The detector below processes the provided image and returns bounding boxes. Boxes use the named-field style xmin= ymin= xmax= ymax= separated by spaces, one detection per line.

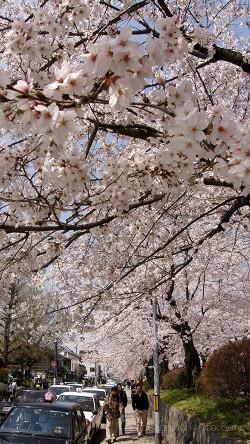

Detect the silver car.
xmin=58 ymin=391 xmax=103 ymax=441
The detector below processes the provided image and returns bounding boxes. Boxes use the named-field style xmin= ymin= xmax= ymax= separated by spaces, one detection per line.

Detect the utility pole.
xmin=94 ymin=362 xmax=97 ymax=386
xmin=152 ymin=295 xmax=162 ymax=444
xmin=54 ymin=340 xmax=58 ymax=385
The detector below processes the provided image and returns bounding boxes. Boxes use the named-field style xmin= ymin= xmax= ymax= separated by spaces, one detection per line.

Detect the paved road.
xmin=95 ymin=391 xmax=154 ymax=444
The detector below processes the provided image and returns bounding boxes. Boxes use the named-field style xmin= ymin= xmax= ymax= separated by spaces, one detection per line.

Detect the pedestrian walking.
xmin=132 ymin=383 xmax=149 ymax=438
xmin=7 ymin=382 xmax=13 ymax=401
xmin=130 ymin=379 xmax=136 ymax=399
xmin=117 ymin=383 xmax=128 ymax=435
xmin=12 ymin=380 xmax=17 ymax=398
xmin=103 ymin=386 xmax=121 ymax=443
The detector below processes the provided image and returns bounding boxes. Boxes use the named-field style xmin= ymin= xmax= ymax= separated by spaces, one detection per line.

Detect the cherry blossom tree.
xmin=0 ymin=266 xmax=73 ymax=367
xmin=0 ymin=0 xmax=249 ymax=262
xmin=45 ymin=185 xmax=249 ymax=382
xmin=0 ymin=0 xmax=249 ymax=379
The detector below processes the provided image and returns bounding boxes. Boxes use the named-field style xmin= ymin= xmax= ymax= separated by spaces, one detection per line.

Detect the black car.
xmin=0 ymin=401 xmax=88 ymax=443
xmin=15 ymin=391 xmax=49 ymax=403
xmin=0 ymin=390 xmax=48 ymax=422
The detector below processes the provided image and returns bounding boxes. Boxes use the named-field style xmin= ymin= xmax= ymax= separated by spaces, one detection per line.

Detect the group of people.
xmin=33 ymin=377 xmax=49 ymax=390
xmin=103 ymin=382 xmax=149 ymax=443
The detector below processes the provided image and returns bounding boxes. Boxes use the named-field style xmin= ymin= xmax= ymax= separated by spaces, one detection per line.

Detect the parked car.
xmin=58 ymin=391 xmax=102 ymax=440
xmin=98 ymin=384 xmax=115 ymax=395
xmin=0 ymin=401 xmax=88 ymax=443
xmin=64 ymin=382 xmax=78 ymax=385
xmin=82 ymin=388 xmax=107 ymax=422
xmin=62 ymin=383 xmax=84 ymax=392
xmin=0 ymin=390 xmax=48 ymax=422
xmin=70 ymin=384 xmax=84 ymax=392
xmin=48 ymin=385 xmax=74 ymax=398
xmin=82 ymin=388 xmax=106 ymax=406
xmin=16 ymin=390 xmax=48 ymax=403
xmin=107 ymin=378 xmax=121 ymax=385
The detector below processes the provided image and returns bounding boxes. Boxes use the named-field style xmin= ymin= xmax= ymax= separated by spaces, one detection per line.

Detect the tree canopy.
xmin=0 ymin=0 xmax=249 ymax=376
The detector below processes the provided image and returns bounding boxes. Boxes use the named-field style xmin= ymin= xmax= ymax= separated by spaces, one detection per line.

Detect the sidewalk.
xmin=116 ymin=391 xmax=154 ymax=444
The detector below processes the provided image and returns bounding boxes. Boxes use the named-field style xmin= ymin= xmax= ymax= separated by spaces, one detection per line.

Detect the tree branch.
xmin=88 ymin=118 xmax=162 ymax=140
xmin=0 ymin=194 xmax=165 ymax=234
xmin=152 ymin=1 xmax=250 ymax=73
xmin=85 ymin=124 xmax=99 ymax=159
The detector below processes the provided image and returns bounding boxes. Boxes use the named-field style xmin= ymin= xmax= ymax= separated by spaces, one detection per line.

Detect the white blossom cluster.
xmin=0 ymin=0 xmax=249 ymax=371
xmin=0 ymin=14 xmax=249 ymax=200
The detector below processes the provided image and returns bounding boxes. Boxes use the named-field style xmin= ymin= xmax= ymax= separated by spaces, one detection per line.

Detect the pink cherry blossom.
xmin=0 ymin=0 xmax=249 ymax=377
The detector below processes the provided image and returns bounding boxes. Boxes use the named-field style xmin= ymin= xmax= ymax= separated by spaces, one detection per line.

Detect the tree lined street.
xmin=0 ymin=0 xmax=249 ymax=442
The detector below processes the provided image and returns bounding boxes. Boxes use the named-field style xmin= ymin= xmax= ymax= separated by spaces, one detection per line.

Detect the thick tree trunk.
xmin=145 ymin=357 xmax=154 ymax=388
xmin=182 ymin=336 xmax=201 ymax=388
xmin=160 ymin=358 xmax=169 ymax=377
xmin=2 ymin=284 xmax=16 ymax=366
xmin=159 ymin=357 xmax=169 ymax=386
xmin=3 ymin=311 xmax=12 ymax=367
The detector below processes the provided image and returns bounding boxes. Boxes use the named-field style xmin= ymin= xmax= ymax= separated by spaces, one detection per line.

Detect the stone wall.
xmin=160 ymin=402 xmax=242 ymax=444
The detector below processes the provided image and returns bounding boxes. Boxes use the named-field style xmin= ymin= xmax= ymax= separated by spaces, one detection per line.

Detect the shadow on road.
xmin=93 ymin=428 xmax=155 ymax=444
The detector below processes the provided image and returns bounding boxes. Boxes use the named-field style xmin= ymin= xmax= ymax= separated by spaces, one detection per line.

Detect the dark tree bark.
xmin=182 ymin=336 xmax=201 ymax=387
xmin=145 ymin=357 xmax=154 ymax=388
xmin=161 ymin=273 xmax=201 ymax=388
xmin=1 ymin=284 xmax=17 ymax=366
xmin=159 ymin=344 xmax=169 ymax=386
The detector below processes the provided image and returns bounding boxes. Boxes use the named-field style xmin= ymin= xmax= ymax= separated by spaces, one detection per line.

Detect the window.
xmin=58 ymin=395 xmax=94 ymax=412
xmin=95 ymin=398 xmax=100 ymax=409
xmin=76 ymin=407 xmax=86 ymax=432
xmin=49 ymin=386 xmax=70 ymax=395
xmin=0 ymin=406 xmax=70 ymax=438
xmin=87 ymin=390 xmax=105 ymax=401
xmin=89 ymin=367 xmax=95 ymax=372
xmin=95 ymin=391 xmax=105 ymax=401
xmin=72 ymin=410 xmax=80 ymax=438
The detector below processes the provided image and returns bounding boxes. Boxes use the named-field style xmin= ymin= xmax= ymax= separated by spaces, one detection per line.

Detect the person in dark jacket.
xmin=117 ymin=384 xmax=128 ymax=435
xmin=130 ymin=380 xmax=136 ymax=399
xmin=132 ymin=383 xmax=149 ymax=437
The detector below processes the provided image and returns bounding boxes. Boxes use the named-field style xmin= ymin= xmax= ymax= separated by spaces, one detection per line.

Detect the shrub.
xmin=199 ymin=338 xmax=250 ymax=399
xmin=161 ymin=368 xmax=188 ymax=389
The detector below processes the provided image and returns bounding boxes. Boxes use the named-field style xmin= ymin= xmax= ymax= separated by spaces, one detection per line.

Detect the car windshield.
xmin=71 ymin=385 xmax=82 ymax=391
xmin=49 ymin=386 xmax=70 ymax=395
xmin=102 ymin=387 xmax=112 ymax=394
xmin=84 ymin=390 xmax=105 ymax=401
xmin=0 ymin=406 xmax=71 ymax=438
xmin=59 ymin=395 xmax=94 ymax=412
xmin=16 ymin=391 xmax=45 ymax=402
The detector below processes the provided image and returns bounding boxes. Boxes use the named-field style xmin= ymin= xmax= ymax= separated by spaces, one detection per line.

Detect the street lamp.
xmin=151 ymin=295 xmax=162 ymax=444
